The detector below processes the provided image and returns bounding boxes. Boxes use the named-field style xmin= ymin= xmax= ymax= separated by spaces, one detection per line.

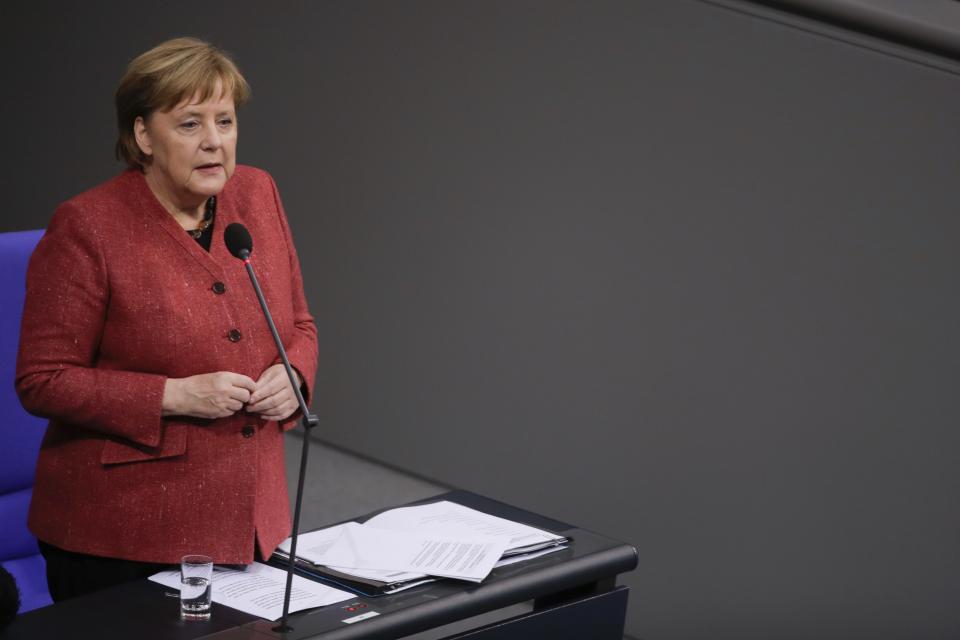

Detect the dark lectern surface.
xmin=3 ymin=491 xmax=637 ymax=640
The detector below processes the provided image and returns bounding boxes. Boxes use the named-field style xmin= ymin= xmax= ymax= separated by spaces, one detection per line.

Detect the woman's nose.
xmin=200 ymin=123 xmax=222 ymax=150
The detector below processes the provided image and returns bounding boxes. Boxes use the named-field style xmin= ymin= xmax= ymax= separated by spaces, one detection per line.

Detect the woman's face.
xmin=135 ymin=82 xmax=237 ymax=212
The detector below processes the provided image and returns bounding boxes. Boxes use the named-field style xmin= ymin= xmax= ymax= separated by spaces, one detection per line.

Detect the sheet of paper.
xmin=278 ymin=522 xmax=348 ymax=563
xmin=494 ymin=544 xmax=567 ymax=567
xmin=363 ymin=500 xmax=566 ymax=551
xmin=148 ymin=561 xmax=353 ymax=621
xmin=278 ymin=523 xmax=429 ymax=583
xmin=308 ymin=522 xmax=510 ymax=582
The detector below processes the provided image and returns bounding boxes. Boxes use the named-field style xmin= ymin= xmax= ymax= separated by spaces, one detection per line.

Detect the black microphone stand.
xmin=237 ymin=249 xmax=319 ymax=634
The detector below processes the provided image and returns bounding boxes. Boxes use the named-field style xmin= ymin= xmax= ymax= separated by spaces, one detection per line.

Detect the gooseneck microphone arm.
xmin=224 ymin=223 xmax=318 ymax=635
xmin=240 ymin=252 xmax=312 ymax=420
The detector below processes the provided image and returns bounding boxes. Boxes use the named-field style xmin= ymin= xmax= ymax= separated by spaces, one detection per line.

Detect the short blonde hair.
xmin=115 ymin=37 xmax=251 ymax=170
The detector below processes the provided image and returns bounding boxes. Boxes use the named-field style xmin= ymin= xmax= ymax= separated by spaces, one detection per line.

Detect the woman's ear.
xmin=134 ymin=116 xmax=152 ymax=158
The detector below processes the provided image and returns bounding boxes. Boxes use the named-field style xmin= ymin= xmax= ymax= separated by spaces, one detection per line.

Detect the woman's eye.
xmin=218 ymin=118 xmax=234 ymax=127
xmin=180 ymin=121 xmax=199 ymax=131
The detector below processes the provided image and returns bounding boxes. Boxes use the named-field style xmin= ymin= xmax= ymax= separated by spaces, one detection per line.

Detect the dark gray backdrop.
xmin=2 ymin=2 xmax=959 ymax=639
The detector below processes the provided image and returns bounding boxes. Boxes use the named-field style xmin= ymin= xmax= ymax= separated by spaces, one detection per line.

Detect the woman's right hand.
xmin=162 ymin=372 xmax=258 ymax=419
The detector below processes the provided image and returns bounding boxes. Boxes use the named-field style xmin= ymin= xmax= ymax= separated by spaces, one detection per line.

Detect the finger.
xmin=260 ymin=403 xmax=296 ymax=421
xmin=228 ymin=386 xmax=253 ymax=404
xmin=249 ymin=380 xmax=284 ymax=405
xmin=278 ymin=403 xmax=298 ymax=421
xmin=255 ymin=394 xmax=292 ymax=418
xmin=251 ymin=372 xmax=291 ymax=403
xmin=248 ymin=390 xmax=287 ymax=413
xmin=279 ymin=398 xmax=298 ymax=418
xmin=247 ymin=388 xmax=293 ymax=413
xmin=226 ymin=373 xmax=258 ymax=392
xmin=249 ymin=379 xmax=283 ymax=404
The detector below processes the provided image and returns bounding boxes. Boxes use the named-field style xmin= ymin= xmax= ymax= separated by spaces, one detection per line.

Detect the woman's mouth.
xmin=195 ymin=163 xmax=222 ymax=174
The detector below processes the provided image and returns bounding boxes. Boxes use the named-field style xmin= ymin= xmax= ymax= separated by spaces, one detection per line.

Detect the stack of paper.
xmin=275 ymin=500 xmax=568 ymax=594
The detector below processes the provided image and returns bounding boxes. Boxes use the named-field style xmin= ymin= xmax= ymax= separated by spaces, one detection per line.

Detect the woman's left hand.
xmin=247 ymin=364 xmax=301 ymax=421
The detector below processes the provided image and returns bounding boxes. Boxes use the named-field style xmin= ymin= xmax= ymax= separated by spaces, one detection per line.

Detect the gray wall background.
xmin=2 ymin=1 xmax=959 ymax=638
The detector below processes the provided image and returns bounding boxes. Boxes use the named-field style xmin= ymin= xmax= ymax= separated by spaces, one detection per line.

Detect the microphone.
xmin=224 ymin=222 xmax=253 ymax=260
xmin=225 ymin=223 xmax=318 ymax=634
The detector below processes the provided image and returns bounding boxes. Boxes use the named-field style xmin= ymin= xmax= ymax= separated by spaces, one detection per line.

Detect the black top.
xmin=187 ymin=196 xmax=216 ymax=251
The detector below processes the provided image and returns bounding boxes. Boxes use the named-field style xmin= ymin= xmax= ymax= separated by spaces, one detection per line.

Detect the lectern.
xmin=4 ymin=491 xmax=637 ymax=640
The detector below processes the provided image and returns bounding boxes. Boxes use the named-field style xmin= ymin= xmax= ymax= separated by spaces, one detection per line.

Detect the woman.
xmin=15 ymin=38 xmax=317 ymax=601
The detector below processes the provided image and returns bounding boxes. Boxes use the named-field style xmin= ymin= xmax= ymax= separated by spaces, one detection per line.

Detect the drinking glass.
xmin=180 ymin=554 xmax=213 ymax=620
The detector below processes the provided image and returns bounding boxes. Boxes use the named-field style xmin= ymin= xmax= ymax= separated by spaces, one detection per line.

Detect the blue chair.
xmin=0 ymin=229 xmax=52 ymax=613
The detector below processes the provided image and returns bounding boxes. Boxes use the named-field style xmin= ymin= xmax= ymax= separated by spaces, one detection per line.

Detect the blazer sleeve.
xmin=15 ymin=202 xmax=167 ymax=448
xmin=267 ymin=175 xmax=319 ymax=431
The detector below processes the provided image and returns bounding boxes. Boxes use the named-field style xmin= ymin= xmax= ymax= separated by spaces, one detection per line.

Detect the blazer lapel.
xmin=131 ymin=171 xmax=227 ymax=280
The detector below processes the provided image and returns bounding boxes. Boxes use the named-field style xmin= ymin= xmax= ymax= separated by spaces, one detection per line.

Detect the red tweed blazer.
xmin=16 ymin=166 xmax=317 ymax=564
